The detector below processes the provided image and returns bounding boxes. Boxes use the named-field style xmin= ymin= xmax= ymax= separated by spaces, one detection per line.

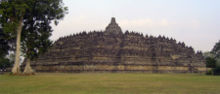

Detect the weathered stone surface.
xmin=31 ymin=17 xmax=206 ymax=73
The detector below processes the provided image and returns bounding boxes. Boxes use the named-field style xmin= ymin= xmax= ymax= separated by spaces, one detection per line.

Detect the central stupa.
xmin=105 ymin=17 xmax=122 ymax=35
xmin=31 ymin=17 xmax=206 ymax=73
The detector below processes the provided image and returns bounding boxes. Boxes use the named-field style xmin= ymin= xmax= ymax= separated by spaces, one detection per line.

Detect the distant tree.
xmin=212 ymin=40 xmax=220 ymax=67
xmin=0 ymin=0 xmax=67 ymax=75
xmin=205 ymin=40 xmax=220 ymax=75
xmin=212 ymin=40 xmax=220 ymax=58
xmin=206 ymin=57 xmax=216 ymax=68
xmin=203 ymin=51 xmax=215 ymax=58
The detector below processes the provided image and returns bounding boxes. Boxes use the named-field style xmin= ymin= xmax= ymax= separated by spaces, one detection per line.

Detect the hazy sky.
xmin=51 ymin=0 xmax=220 ymax=52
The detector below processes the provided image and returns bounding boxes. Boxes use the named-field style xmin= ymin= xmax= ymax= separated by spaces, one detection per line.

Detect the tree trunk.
xmin=11 ymin=18 xmax=23 ymax=75
xmin=23 ymin=58 xmax=35 ymax=75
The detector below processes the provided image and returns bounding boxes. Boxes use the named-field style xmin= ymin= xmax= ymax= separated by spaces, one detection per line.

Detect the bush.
xmin=206 ymin=70 xmax=213 ymax=75
xmin=0 ymin=57 xmax=12 ymax=71
xmin=213 ymin=66 xmax=220 ymax=75
xmin=206 ymin=57 xmax=216 ymax=68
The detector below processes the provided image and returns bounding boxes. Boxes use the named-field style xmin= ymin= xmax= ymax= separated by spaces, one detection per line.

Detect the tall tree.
xmin=22 ymin=22 xmax=53 ymax=74
xmin=0 ymin=0 xmax=67 ymax=74
xmin=205 ymin=40 xmax=220 ymax=75
xmin=212 ymin=40 xmax=220 ymax=58
xmin=0 ymin=0 xmax=27 ymax=74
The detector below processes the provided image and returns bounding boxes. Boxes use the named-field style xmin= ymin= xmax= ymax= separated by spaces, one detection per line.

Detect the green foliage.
xmin=213 ymin=67 xmax=220 ymax=75
xmin=206 ymin=40 xmax=220 ymax=75
xmin=0 ymin=0 xmax=28 ymax=35
xmin=205 ymin=57 xmax=216 ymax=68
xmin=206 ymin=69 xmax=213 ymax=75
xmin=0 ymin=0 xmax=68 ymax=61
xmin=203 ymin=51 xmax=215 ymax=58
xmin=20 ymin=0 xmax=67 ymax=60
xmin=212 ymin=40 xmax=220 ymax=58
xmin=0 ymin=28 xmax=13 ymax=70
xmin=0 ymin=57 xmax=12 ymax=70
xmin=0 ymin=21 xmax=12 ymax=70
xmin=0 ymin=29 xmax=9 ymax=57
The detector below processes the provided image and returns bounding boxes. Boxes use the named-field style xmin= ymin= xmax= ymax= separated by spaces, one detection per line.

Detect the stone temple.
xmin=31 ymin=17 xmax=206 ymax=73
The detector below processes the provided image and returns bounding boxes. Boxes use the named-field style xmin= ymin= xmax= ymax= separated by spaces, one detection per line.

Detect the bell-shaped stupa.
xmin=105 ymin=17 xmax=122 ymax=35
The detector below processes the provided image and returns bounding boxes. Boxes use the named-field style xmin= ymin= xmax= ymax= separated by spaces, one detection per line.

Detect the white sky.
xmin=51 ymin=0 xmax=220 ymax=52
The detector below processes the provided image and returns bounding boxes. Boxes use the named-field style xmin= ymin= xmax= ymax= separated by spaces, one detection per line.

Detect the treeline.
xmin=204 ymin=40 xmax=220 ymax=75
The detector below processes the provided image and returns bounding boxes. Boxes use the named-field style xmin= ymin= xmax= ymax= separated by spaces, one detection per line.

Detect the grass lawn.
xmin=0 ymin=73 xmax=220 ymax=94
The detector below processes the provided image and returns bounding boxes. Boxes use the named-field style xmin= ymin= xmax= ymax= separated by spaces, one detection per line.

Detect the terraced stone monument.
xmin=31 ymin=17 xmax=206 ymax=73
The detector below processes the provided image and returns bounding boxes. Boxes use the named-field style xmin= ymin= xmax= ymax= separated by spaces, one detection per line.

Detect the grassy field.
xmin=0 ymin=73 xmax=220 ymax=94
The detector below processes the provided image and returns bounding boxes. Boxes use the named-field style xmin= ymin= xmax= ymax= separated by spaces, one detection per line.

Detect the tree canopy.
xmin=0 ymin=0 xmax=67 ymax=74
xmin=205 ymin=40 xmax=220 ymax=75
xmin=20 ymin=0 xmax=68 ymax=60
xmin=0 ymin=28 xmax=12 ymax=70
xmin=212 ymin=40 xmax=220 ymax=58
xmin=0 ymin=29 xmax=9 ymax=57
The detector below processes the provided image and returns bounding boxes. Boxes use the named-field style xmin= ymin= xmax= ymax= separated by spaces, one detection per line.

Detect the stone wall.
xmin=32 ymin=18 xmax=206 ymax=73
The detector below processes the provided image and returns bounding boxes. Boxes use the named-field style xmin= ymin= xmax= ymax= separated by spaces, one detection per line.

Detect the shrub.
xmin=206 ymin=57 xmax=216 ymax=68
xmin=0 ymin=57 xmax=12 ymax=71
